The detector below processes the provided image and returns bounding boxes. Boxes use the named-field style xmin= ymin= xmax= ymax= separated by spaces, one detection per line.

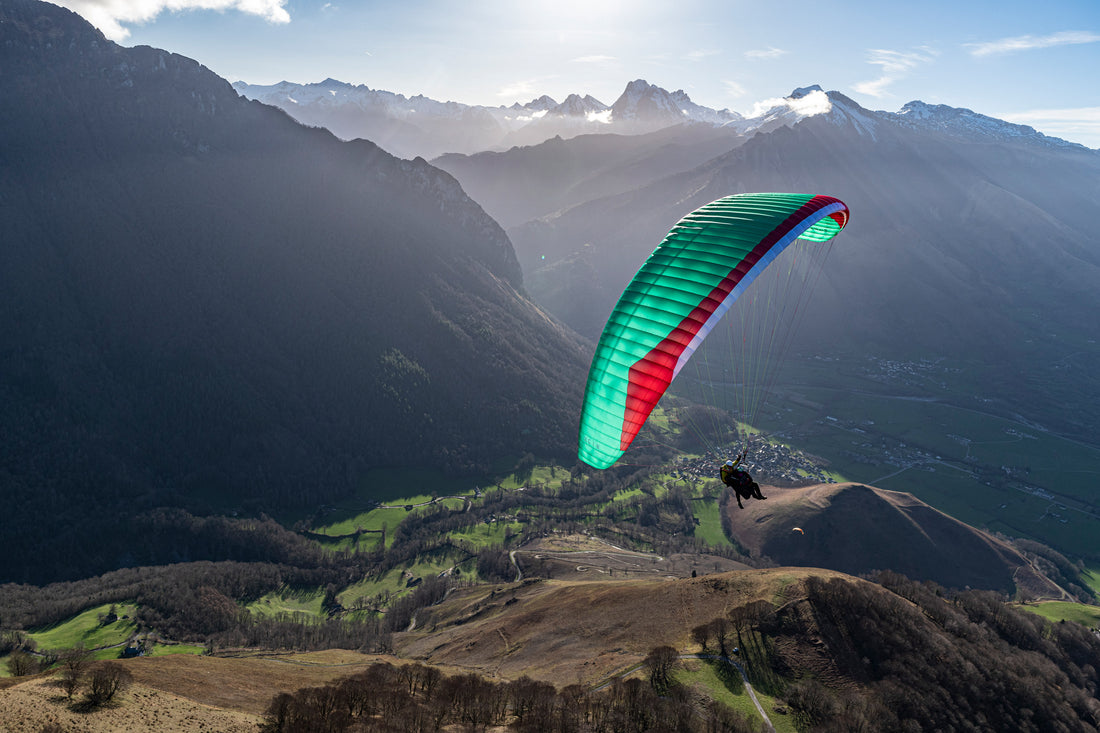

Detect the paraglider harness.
xmin=721 ymin=453 xmax=766 ymax=509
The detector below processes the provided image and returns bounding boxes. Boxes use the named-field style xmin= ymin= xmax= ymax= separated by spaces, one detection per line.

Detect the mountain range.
xmin=231 ymin=77 xmax=824 ymax=159
xmin=472 ymin=87 xmax=1100 ymax=444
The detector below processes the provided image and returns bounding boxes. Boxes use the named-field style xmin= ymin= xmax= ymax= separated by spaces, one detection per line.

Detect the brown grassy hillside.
xmin=0 ymin=650 xmax=414 ymax=732
xmin=726 ymin=482 xmax=1061 ymax=595
xmin=395 ymin=567 xmax=852 ymax=685
xmin=5 ymin=566 xmax=1095 ymax=731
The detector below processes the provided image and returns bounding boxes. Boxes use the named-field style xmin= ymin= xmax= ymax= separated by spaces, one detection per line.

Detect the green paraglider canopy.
xmin=578 ymin=193 xmax=849 ymax=470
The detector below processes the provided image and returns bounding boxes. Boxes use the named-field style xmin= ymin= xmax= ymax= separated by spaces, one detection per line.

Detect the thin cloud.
xmin=722 ymin=80 xmax=746 ymax=98
xmin=1002 ymin=106 xmax=1100 ymax=148
xmin=748 ymin=89 xmax=831 ymax=118
xmin=56 ymin=0 xmax=290 ymax=41
xmin=745 ymin=47 xmax=786 ymax=60
xmin=571 ymin=55 xmax=616 ymax=64
xmin=854 ymin=47 xmax=936 ymax=98
xmin=498 ymin=77 xmax=558 ymax=99
xmin=685 ymin=49 xmax=720 ymax=61
xmin=966 ymin=31 xmax=1100 ymax=57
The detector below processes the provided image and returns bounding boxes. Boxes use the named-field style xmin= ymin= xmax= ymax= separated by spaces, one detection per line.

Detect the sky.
xmin=57 ymin=0 xmax=1100 ymax=148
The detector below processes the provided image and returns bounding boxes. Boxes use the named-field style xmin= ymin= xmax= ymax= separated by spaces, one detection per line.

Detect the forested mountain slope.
xmin=0 ymin=0 xmax=587 ymax=582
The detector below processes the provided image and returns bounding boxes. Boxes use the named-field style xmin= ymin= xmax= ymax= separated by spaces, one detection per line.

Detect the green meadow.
xmin=27 ymin=603 xmax=138 ymax=655
xmin=1016 ymin=601 xmax=1100 ymax=627
xmin=676 ymin=658 xmax=797 ymax=733
xmin=247 ymin=587 xmax=327 ymax=620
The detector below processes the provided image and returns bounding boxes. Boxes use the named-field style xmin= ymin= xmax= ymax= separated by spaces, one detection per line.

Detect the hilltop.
xmin=396 ymin=566 xmax=849 ymax=684
xmin=724 ymin=482 xmax=1053 ymax=595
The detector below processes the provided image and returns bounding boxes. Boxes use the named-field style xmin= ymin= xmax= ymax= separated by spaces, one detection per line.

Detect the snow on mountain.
xmin=671 ymin=89 xmax=744 ymax=126
xmin=516 ymin=95 xmax=558 ymax=113
xmin=548 ymin=94 xmax=609 ymax=119
xmin=233 ymin=78 xmax=1091 ymax=159
xmin=235 ymin=78 xmax=471 ymax=121
xmin=765 ymin=85 xmax=1087 ymax=150
xmin=894 ymin=100 xmax=1084 ymax=148
xmin=608 ymin=79 xmax=684 ymax=123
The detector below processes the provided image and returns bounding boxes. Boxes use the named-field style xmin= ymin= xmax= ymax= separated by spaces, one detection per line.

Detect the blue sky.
xmin=59 ymin=0 xmax=1100 ymax=148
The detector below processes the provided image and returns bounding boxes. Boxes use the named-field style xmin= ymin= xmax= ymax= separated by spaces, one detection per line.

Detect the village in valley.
xmin=669 ymin=440 xmax=836 ymax=488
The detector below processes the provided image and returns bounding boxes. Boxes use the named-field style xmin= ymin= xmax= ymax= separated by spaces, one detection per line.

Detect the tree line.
xmin=261 ymin=658 xmax=764 ymax=733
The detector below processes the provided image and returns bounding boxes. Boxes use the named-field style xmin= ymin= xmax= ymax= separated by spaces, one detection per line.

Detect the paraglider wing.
xmin=792 ymin=527 xmax=805 ymax=535
xmin=578 ymin=193 xmax=849 ymax=469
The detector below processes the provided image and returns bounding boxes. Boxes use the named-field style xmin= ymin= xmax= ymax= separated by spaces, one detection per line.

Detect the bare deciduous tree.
xmin=6 ymin=649 xmax=34 ymax=677
xmin=59 ymin=644 xmax=92 ymax=700
xmin=85 ymin=662 xmax=132 ymax=707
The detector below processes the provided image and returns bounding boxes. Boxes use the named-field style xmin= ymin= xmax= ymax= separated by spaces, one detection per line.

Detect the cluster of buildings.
xmin=668 ymin=441 xmax=835 ymax=487
xmin=861 ymin=355 xmax=959 ymax=389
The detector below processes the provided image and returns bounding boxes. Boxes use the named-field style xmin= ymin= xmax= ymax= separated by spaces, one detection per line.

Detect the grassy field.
xmin=496 ymin=464 xmax=571 ymax=492
xmin=310 ymin=490 xmax=477 ymax=554
xmin=693 ymin=498 xmax=733 ymax=548
xmin=339 ymin=568 xmax=409 ymax=611
xmin=148 ymin=642 xmax=206 ymax=656
xmin=26 ymin=602 xmax=138 ymax=655
xmin=251 ymin=544 xmax=483 ymax=622
xmin=247 ymin=587 xmax=326 ymax=620
xmin=0 ymin=603 xmax=142 ymax=676
xmin=1082 ymin=566 xmax=1100 ymax=596
xmin=450 ymin=519 xmax=522 ymax=550
xmin=339 ymin=551 xmax=473 ymax=613
xmin=1015 ymin=601 xmax=1100 ymax=627
xmin=676 ymin=658 xmax=797 ymax=733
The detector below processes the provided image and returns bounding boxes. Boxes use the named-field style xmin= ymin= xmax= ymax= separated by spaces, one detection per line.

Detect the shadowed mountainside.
xmin=0 ymin=0 xmax=587 ymax=582
xmin=507 ymin=92 xmax=1100 ymax=443
xmin=431 ymin=124 xmax=747 ymax=228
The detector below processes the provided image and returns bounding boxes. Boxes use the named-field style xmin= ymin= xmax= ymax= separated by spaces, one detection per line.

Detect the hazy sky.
xmin=58 ymin=0 xmax=1100 ymax=148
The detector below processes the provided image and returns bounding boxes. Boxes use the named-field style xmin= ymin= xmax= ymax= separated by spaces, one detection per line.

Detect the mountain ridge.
xmin=0 ymin=0 xmax=587 ymax=582
xmin=503 ymin=88 xmax=1100 ymax=437
xmin=233 ymin=75 xmax=1093 ymax=161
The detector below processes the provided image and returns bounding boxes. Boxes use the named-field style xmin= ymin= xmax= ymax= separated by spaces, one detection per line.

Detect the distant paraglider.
xmin=792 ymin=527 xmax=805 ymax=535
xmin=577 ymin=193 xmax=850 ymax=470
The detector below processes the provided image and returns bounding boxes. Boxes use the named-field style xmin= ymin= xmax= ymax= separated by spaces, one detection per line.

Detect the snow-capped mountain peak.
xmin=790 ymin=84 xmax=824 ymax=99
xmin=522 ymin=95 xmax=558 ymax=112
xmin=549 ymin=93 xmax=609 ymax=118
xmin=610 ymin=79 xmax=684 ymax=123
xmin=895 ymin=100 xmax=1083 ymax=148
